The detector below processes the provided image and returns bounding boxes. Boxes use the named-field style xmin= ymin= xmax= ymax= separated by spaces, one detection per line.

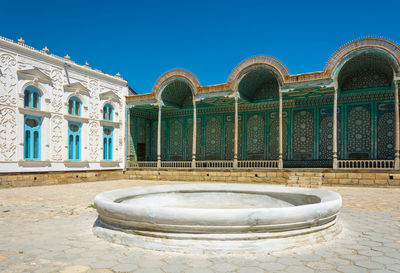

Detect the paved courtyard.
xmin=0 ymin=179 xmax=399 ymax=273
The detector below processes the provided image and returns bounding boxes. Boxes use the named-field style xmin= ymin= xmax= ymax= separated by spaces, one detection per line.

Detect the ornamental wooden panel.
xmin=377 ymin=103 xmax=394 ymax=159
xmin=205 ymin=116 xmax=221 ymax=160
xmin=292 ymin=109 xmax=314 ymax=160
xmin=246 ymin=113 xmax=265 ymax=160
xmin=347 ymin=105 xmax=371 ymax=159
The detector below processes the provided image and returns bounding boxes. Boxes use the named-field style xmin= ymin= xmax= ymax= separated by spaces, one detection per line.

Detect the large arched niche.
xmin=337 ymin=52 xmax=394 ymax=91
xmin=237 ymin=67 xmax=279 ymax=101
xmin=159 ymin=78 xmax=194 ymax=107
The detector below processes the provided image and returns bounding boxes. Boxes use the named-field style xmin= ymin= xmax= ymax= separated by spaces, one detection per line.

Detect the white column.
xmin=333 ymin=83 xmax=338 ymax=169
xmin=192 ymin=100 xmax=197 ymax=168
xmin=125 ymin=108 xmax=130 ymax=169
xmin=278 ymin=91 xmax=283 ymax=169
xmin=157 ymin=103 xmax=162 ymax=168
xmin=233 ymin=95 xmax=239 ymax=168
xmin=394 ymin=80 xmax=399 ymax=170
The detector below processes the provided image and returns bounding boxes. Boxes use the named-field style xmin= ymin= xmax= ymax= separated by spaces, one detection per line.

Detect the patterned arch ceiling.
xmin=161 ymin=80 xmax=193 ymax=107
xmin=238 ymin=68 xmax=279 ymax=101
xmin=338 ymin=52 xmax=393 ymax=91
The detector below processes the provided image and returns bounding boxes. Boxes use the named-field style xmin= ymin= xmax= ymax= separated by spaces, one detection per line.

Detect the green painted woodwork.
xmin=129 ymin=81 xmax=396 ymax=166
xmin=161 ymin=80 xmax=193 ymax=107
xmin=238 ymin=68 xmax=279 ymax=101
xmin=338 ymin=52 xmax=393 ymax=91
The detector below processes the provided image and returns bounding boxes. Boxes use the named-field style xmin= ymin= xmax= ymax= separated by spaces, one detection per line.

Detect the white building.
xmin=0 ymin=36 xmax=130 ymax=173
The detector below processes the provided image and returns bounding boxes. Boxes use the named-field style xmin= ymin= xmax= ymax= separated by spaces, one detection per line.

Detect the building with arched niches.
xmin=126 ymin=37 xmax=400 ymax=177
xmin=0 ymin=36 xmax=131 ymax=178
xmin=2 ymin=36 xmax=400 ymax=187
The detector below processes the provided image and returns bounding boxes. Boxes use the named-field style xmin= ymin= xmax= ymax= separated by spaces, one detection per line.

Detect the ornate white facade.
xmin=0 ymin=36 xmax=129 ymax=172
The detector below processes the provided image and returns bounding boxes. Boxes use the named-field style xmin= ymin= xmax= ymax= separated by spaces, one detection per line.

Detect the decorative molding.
xmin=0 ymin=106 xmax=17 ymax=161
xmin=18 ymin=160 xmax=51 ymax=167
xmin=63 ymin=161 xmax=90 ymax=167
xmin=88 ymin=121 xmax=100 ymax=161
xmin=0 ymin=53 xmax=17 ymax=106
xmin=100 ymin=120 xmax=120 ymax=127
xmin=18 ymin=107 xmax=51 ymax=117
xmin=99 ymin=90 xmax=120 ymax=102
xmin=50 ymin=114 xmax=63 ymax=161
xmin=64 ymin=82 xmax=90 ymax=96
xmin=17 ymin=68 xmax=52 ymax=84
xmin=64 ymin=114 xmax=89 ymax=123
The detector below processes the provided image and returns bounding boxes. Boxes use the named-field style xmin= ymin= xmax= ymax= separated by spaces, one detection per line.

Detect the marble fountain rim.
xmin=93 ymin=183 xmax=342 ymax=234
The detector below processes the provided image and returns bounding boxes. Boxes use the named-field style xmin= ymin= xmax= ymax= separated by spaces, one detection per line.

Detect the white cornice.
xmin=0 ymin=36 xmax=127 ymax=86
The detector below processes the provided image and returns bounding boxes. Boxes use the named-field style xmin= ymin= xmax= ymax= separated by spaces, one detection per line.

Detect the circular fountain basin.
xmin=93 ymin=184 xmax=342 ymax=253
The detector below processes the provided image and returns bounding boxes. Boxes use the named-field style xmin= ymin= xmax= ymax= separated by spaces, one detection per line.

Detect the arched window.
xmin=103 ymin=127 xmax=113 ymax=160
xmin=68 ymin=97 xmax=81 ymax=116
xmin=68 ymin=122 xmax=81 ymax=160
xmin=24 ymin=86 xmax=41 ymax=109
xmin=24 ymin=116 xmax=41 ymax=160
xmin=103 ymin=104 xmax=113 ymax=121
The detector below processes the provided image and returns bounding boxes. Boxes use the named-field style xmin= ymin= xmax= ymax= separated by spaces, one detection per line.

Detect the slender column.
xmin=278 ymin=91 xmax=283 ymax=169
xmin=233 ymin=95 xmax=239 ymax=168
xmin=157 ymin=103 xmax=162 ymax=168
xmin=332 ymin=83 xmax=338 ymax=169
xmin=125 ymin=108 xmax=130 ymax=170
xmin=192 ymin=100 xmax=197 ymax=168
xmin=394 ymin=80 xmax=400 ymax=170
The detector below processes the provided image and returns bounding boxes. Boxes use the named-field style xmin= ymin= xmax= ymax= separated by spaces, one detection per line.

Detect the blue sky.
xmin=1 ymin=0 xmax=399 ymax=93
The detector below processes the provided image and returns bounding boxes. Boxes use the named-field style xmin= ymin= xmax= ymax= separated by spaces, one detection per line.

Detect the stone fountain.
xmin=93 ymin=184 xmax=342 ymax=254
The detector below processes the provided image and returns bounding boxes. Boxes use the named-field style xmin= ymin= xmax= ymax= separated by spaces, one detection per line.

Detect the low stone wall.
xmin=126 ymin=169 xmax=400 ymax=187
xmin=0 ymin=170 xmax=126 ymax=188
xmin=126 ymin=169 xmax=289 ymax=184
xmin=1 ymin=168 xmax=400 ymax=188
xmin=321 ymin=170 xmax=400 ymax=187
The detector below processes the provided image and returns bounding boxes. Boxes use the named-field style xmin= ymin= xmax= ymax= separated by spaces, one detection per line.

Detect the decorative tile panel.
xmin=293 ymin=109 xmax=314 ymax=160
xmin=347 ymin=105 xmax=371 ymax=159
xmin=205 ymin=116 xmax=221 ymax=160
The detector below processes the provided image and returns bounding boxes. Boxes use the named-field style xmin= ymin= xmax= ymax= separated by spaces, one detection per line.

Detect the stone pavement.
xmin=0 ymin=180 xmax=399 ymax=273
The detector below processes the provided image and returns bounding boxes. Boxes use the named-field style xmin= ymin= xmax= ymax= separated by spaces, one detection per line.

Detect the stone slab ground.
xmin=0 ymin=179 xmax=399 ymax=273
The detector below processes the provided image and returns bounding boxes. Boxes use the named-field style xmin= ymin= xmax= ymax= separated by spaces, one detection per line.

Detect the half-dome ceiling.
xmin=238 ymin=68 xmax=279 ymax=101
xmin=338 ymin=53 xmax=393 ymax=91
xmin=161 ymin=80 xmax=193 ymax=107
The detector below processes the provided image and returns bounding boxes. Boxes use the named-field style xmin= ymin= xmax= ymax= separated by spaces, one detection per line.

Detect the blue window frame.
xmin=24 ymin=86 xmax=41 ymax=109
xmin=68 ymin=97 xmax=81 ymax=116
xmin=103 ymin=126 xmax=113 ymax=160
xmin=68 ymin=122 xmax=81 ymax=160
xmin=103 ymin=104 xmax=113 ymax=121
xmin=24 ymin=115 xmax=41 ymax=160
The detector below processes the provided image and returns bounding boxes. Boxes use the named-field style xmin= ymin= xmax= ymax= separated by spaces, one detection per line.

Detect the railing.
xmin=238 ymin=160 xmax=279 ymax=169
xmin=130 ymin=160 xmax=395 ymax=169
xmin=337 ymin=160 xmax=394 ymax=169
xmin=132 ymin=161 xmax=158 ymax=168
xmin=161 ymin=161 xmax=192 ymax=168
xmin=129 ymin=160 xmax=281 ymax=169
xmin=195 ymin=161 xmax=234 ymax=168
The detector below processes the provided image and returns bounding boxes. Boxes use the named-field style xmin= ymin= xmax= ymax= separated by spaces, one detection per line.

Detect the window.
xmin=68 ymin=122 xmax=81 ymax=160
xmin=24 ymin=116 xmax=41 ymax=160
xmin=24 ymin=86 xmax=41 ymax=109
xmin=103 ymin=104 xmax=113 ymax=121
xmin=103 ymin=127 xmax=113 ymax=160
xmin=68 ymin=97 xmax=81 ymax=116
